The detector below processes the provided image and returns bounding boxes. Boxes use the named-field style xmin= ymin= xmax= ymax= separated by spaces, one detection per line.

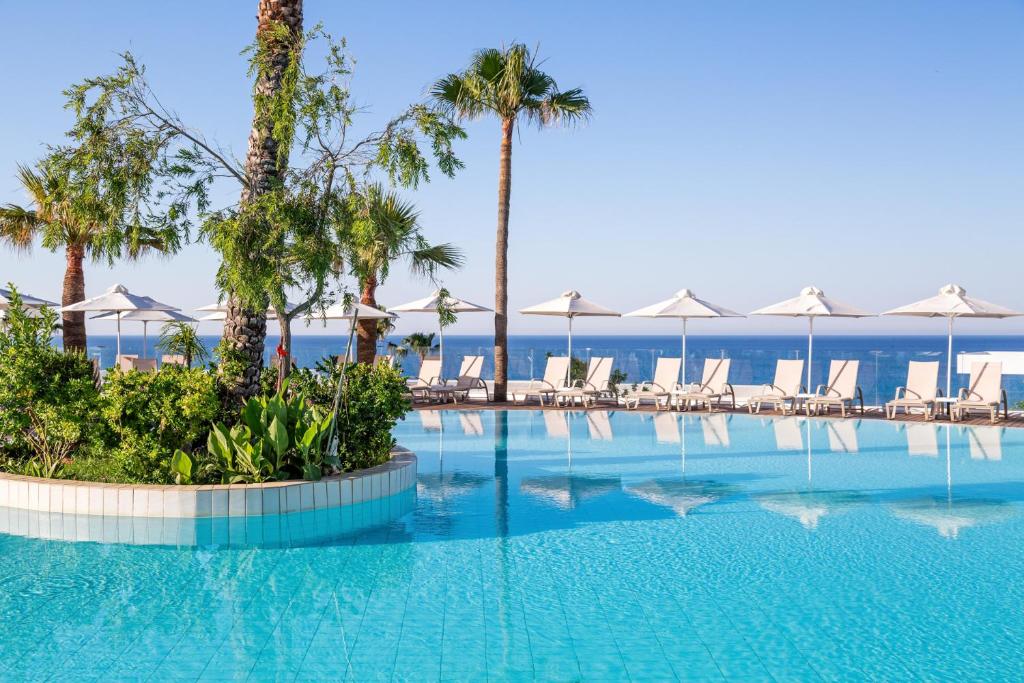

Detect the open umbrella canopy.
xmin=61 ymin=284 xmax=179 ymax=357
xmin=91 ymin=308 xmax=198 ymax=358
xmin=61 ymin=284 xmax=178 ymax=314
xmin=520 ymin=290 xmax=620 ymax=362
xmin=0 ymin=287 xmax=58 ymax=310
xmin=91 ymin=309 xmax=197 ymax=323
xmin=751 ymin=286 xmax=872 ymax=390
xmin=312 ymin=301 xmax=396 ymax=320
xmin=391 ymin=290 xmax=491 ymax=376
xmin=625 ymin=289 xmax=743 ymax=382
xmin=391 ymin=289 xmax=491 ymax=315
xmin=196 ymin=300 xmax=299 ymax=322
xmin=882 ymin=284 xmax=1023 ymax=396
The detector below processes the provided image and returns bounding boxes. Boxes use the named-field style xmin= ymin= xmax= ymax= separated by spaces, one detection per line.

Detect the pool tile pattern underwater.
xmin=2 ymin=410 xmax=1024 ymax=681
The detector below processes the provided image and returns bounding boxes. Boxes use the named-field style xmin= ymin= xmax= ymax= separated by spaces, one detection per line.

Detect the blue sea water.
xmin=2 ymin=410 xmax=1024 ymax=680
xmin=84 ymin=333 xmax=1024 ymax=406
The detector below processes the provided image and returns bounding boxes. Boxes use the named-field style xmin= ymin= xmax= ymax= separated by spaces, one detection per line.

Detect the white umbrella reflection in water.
xmin=889 ymin=424 xmax=1014 ymax=539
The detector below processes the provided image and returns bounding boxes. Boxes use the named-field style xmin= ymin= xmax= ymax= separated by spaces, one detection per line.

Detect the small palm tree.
xmin=0 ymin=161 xmax=172 ymax=352
xmin=431 ymin=44 xmax=592 ymax=402
xmin=157 ymin=322 xmax=208 ymax=368
xmin=347 ymin=184 xmax=462 ymax=364
xmin=388 ymin=332 xmax=438 ymax=363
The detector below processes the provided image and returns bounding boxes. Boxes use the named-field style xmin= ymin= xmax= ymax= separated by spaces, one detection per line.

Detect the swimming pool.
xmin=2 ymin=410 xmax=1023 ymax=681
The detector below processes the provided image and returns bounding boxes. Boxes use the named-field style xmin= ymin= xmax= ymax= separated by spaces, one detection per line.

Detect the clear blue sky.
xmin=2 ymin=1 xmax=1023 ymax=336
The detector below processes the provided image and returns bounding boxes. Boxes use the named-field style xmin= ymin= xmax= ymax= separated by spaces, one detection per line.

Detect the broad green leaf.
xmin=170 ymin=449 xmax=192 ymax=484
xmin=268 ymin=416 xmax=289 ymax=458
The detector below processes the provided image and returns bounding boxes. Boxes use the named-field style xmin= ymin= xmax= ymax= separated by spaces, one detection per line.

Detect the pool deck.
xmin=410 ymin=399 xmax=1024 ymax=428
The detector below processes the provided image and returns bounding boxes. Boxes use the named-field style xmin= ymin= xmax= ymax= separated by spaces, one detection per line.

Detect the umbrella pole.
xmin=116 ymin=314 xmax=122 ymax=358
xmin=439 ymin=319 xmax=444 ymax=380
xmin=946 ymin=316 xmax=954 ymax=398
xmin=681 ymin=318 xmax=687 ymax=385
xmin=568 ymin=316 xmax=573 ymax=364
xmin=142 ymin=321 xmax=148 ymax=358
xmin=806 ymin=317 xmax=814 ymax=391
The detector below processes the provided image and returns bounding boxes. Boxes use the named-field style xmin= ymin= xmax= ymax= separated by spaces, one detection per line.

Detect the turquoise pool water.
xmin=2 ymin=410 xmax=1024 ymax=681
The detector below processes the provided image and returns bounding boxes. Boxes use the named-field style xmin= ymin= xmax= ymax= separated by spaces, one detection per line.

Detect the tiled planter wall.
xmin=0 ymin=448 xmax=415 ymax=519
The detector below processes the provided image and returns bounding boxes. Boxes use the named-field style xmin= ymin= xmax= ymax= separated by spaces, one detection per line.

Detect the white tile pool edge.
xmin=0 ymin=448 xmax=416 ymax=519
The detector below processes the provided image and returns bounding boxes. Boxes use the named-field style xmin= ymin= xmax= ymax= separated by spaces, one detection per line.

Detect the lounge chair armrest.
xmin=813 ymin=384 xmax=827 ymax=396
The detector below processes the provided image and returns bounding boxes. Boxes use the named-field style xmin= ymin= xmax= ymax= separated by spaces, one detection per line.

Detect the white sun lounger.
xmin=672 ymin=358 xmax=735 ymax=412
xmin=748 ymin=360 xmax=805 ymax=415
xmin=623 ymin=357 xmax=681 ymax=410
xmin=517 ymin=356 xmax=570 ymax=406
xmin=885 ymin=361 xmax=939 ymax=420
xmin=556 ymin=357 xmax=614 ymax=407
xmin=408 ymin=358 xmax=442 ymax=403
xmin=805 ymin=359 xmax=864 ymax=417
xmin=952 ymin=361 xmax=1007 ymax=423
xmin=429 ymin=355 xmax=488 ymax=403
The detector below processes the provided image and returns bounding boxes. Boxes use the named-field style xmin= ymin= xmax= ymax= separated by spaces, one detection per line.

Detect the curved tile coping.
xmin=0 ymin=488 xmax=416 ymax=548
xmin=0 ymin=448 xmax=415 ymax=519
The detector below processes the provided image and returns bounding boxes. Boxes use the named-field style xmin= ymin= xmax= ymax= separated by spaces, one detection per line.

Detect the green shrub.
xmin=0 ymin=289 xmax=101 ymax=475
xmin=335 ymin=362 xmax=410 ymax=471
xmin=98 ymin=365 xmax=222 ymax=483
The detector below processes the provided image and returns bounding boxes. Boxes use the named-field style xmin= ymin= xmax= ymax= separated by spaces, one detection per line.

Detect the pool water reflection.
xmin=1 ymin=410 xmax=1023 ymax=680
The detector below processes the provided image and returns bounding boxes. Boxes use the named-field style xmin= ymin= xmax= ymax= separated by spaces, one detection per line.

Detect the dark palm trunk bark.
xmin=493 ymin=118 xmax=514 ymax=402
xmin=223 ymin=0 xmax=303 ymax=402
xmin=355 ymin=275 xmax=379 ymax=365
xmin=61 ymin=243 xmax=86 ymax=353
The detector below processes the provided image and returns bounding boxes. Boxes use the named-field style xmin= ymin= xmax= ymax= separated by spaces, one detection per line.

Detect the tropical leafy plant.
xmin=432 ymin=44 xmax=591 ymax=400
xmin=207 ymin=381 xmax=334 ymax=483
xmin=388 ymin=332 xmax=438 ymax=363
xmin=157 ymin=321 xmax=208 ymax=367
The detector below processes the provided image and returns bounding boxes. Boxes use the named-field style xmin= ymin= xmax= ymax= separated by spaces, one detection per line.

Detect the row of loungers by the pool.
xmin=404 ymin=354 xmax=1010 ymax=423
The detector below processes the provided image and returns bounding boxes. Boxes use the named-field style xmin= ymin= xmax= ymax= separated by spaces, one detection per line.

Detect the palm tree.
xmin=222 ymin=0 xmax=304 ymax=401
xmin=347 ymin=184 xmax=462 ymax=365
xmin=0 ymin=163 xmax=165 ymax=352
xmin=388 ymin=332 xmax=438 ymax=363
xmin=157 ymin=321 xmax=208 ymax=368
xmin=431 ymin=44 xmax=592 ymax=402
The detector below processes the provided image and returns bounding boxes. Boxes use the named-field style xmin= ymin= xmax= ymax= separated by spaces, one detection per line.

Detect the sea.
xmin=81 ymin=333 xmax=1024 ymax=407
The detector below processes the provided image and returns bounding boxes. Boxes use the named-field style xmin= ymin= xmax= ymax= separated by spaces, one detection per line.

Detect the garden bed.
xmin=0 ymin=448 xmax=415 ymax=519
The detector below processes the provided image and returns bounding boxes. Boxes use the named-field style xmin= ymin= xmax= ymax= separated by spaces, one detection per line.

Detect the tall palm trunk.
xmin=223 ymin=0 xmax=303 ymax=402
xmin=61 ymin=243 xmax=86 ymax=353
xmin=493 ymin=118 xmax=514 ymax=402
xmin=355 ymin=275 xmax=379 ymax=365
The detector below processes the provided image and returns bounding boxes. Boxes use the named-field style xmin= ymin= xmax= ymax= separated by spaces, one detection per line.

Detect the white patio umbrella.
xmin=751 ymin=286 xmax=872 ymax=391
xmin=625 ymin=289 xmax=743 ymax=383
xmin=391 ymin=290 xmax=491 ymax=375
xmin=520 ymin=290 xmax=621 ymax=362
xmin=61 ymin=284 xmax=178 ymax=357
xmin=882 ymin=284 xmax=1023 ymax=397
xmin=91 ymin=308 xmax=197 ymax=357
xmin=307 ymin=300 xmax=396 ymax=360
xmin=196 ymin=300 xmax=299 ymax=321
xmin=0 ymin=287 xmax=58 ymax=310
